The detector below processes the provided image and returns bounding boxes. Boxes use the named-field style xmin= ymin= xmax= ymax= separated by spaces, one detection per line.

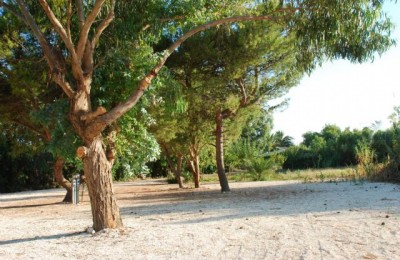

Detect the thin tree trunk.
xmin=188 ymin=147 xmax=201 ymax=188
xmin=163 ymin=145 xmax=184 ymax=188
xmin=215 ymin=109 xmax=230 ymax=192
xmin=82 ymin=136 xmax=123 ymax=231
xmin=175 ymin=156 xmax=184 ymax=188
xmin=53 ymin=157 xmax=73 ymax=202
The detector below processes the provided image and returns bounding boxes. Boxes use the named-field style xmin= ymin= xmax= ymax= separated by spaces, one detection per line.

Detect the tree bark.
xmin=70 ymin=88 xmax=123 ymax=231
xmin=53 ymin=157 xmax=72 ymax=203
xmin=82 ymin=136 xmax=123 ymax=231
xmin=188 ymin=147 xmax=201 ymax=188
xmin=162 ymin=144 xmax=184 ymax=188
xmin=215 ymin=109 xmax=230 ymax=192
xmin=175 ymin=156 xmax=184 ymax=188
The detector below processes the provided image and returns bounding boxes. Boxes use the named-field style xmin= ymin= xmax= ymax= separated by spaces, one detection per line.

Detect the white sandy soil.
xmin=0 ymin=180 xmax=399 ymax=260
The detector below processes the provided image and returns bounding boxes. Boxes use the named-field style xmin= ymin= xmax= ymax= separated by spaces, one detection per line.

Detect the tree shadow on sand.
xmin=0 ymin=231 xmax=84 ymax=246
xmin=118 ymin=182 xmax=399 ymax=224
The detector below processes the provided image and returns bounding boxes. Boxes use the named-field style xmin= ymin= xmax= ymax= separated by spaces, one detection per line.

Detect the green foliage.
xmin=226 ymin=137 xmax=283 ymax=180
xmin=227 ymin=138 xmax=266 ymax=169
xmin=0 ymin=130 xmax=55 ymax=193
xmin=112 ymin=112 xmax=160 ymax=180
xmin=0 ymin=0 xmax=396 ymax=193
xmin=245 ymin=156 xmax=275 ymax=181
xmin=291 ymin=0 xmax=395 ymax=72
xmin=368 ymin=106 xmax=400 ymax=182
xmin=355 ymin=142 xmax=377 ymax=178
xmin=284 ymin=125 xmax=373 ymax=169
xmin=30 ymin=100 xmax=79 ymax=159
xmin=146 ymin=158 xmax=169 ymax=178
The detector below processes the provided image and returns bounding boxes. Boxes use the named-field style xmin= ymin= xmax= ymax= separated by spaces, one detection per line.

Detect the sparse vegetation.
xmin=199 ymin=167 xmax=356 ymax=184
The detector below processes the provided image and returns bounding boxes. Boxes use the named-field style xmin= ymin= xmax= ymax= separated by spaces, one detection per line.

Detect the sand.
xmin=0 ymin=180 xmax=399 ymax=259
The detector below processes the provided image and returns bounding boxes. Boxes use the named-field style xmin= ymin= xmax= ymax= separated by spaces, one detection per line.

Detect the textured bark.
xmin=68 ymin=84 xmax=123 ymax=230
xmin=53 ymin=157 xmax=72 ymax=203
xmin=82 ymin=136 xmax=123 ymax=231
xmin=215 ymin=110 xmax=230 ymax=192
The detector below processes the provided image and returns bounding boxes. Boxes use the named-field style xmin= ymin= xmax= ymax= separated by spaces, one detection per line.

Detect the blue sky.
xmin=273 ymin=2 xmax=400 ymax=144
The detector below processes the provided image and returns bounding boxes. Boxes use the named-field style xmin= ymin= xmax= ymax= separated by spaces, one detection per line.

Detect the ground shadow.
xmin=119 ymin=182 xmax=399 ymax=223
xmin=0 ymin=191 xmax=64 ymax=203
xmin=0 ymin=202 xmax=63 ymax=210
xmin=0 ymin=231 xmax=84 ymax=246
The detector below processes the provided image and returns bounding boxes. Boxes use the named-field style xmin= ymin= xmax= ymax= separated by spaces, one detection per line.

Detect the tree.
xmin=164 ymin=20 xmax=302 ymax=191
xmin=1 ymin=0 xmax=394 ymax=231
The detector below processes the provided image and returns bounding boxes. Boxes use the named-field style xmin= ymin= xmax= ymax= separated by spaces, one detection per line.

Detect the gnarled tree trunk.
xmin=71 ymin=88 xmax=123 ymax=231
xmin=53 ymin=157 xmax=72 ymax=203
xmin=80 ymin=136 xmax=123 ymax=231
xmin=215 ymin=109 xmax=230 ymax=192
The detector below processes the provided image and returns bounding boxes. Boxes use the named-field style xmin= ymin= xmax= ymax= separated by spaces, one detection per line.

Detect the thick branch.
xmin=39 ymin=0 xmax=83 ymax=82
xmin=52 ymin=73 xmax=75 ymax=98
xmin=15 ymin=0 xmax=56 ymax=66
xmin=75 ymin=0 xmax=85 ymax=28
xmin=15 ymin=0 xmax=75 ymax=98
xmin=85 ymin=12 xmax=290 ymax=139
xmin=81 ymin=106 xmax=106 ymax=122
xmin=76 ymin=0 xmax=106 ymax=59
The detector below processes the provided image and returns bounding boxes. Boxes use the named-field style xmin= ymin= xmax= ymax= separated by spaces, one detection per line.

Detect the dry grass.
xmin=200 ymin=167 xmax=359 ymax=184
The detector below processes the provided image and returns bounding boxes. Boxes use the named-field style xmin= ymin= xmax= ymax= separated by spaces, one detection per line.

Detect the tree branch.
xmin=14 ymin=0 xmax=75 ymax=98
xmin=38 ymin=0 xmax=83 ymax=82
xmin=236 ymin=78 xmax=248 ymax=107
xmin=76 ymin=0 xmax=106 ymax=59
xmin=52 ymin=73 xmax=75 ymax=98
xmin=85 ymin=12 xmax=292 ymax=140
xmin=66 ymin=0 xmax=72 ymax=39
xmin=75 ymin=0 xmax=85 ymax=28
xmin=12 ymin=118 xmax=50 ymax=141
xmin=92 ymin=0 xmax=115 ymax=49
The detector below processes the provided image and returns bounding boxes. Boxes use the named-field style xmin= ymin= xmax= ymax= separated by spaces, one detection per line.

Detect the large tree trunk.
xmin=53 ymin=157 xmax=72 ymax=203
xmin=215 ymin=110 xmax=230 ymax=192
xmin=71 ymin=88 xmax=123 ymax=231
xmin=81 ymin=136 xmax=123 ymax=231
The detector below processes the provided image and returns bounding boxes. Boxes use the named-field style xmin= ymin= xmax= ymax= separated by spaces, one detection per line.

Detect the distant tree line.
xmin=282 ymin=107 xmax=400 ymax=182
xmin=283 ymin=125 xmax=372 ymax=169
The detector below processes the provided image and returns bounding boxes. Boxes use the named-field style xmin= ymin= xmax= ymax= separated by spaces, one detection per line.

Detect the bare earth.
xmin=0 ymin=180 xmax=399 ymax=260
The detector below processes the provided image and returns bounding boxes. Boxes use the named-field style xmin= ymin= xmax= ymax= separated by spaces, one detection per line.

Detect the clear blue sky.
xmin=273 ymin=2 xmax=400 ymax=144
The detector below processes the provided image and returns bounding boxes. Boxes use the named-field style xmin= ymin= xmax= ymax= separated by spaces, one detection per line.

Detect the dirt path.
xmin=0 ymin=180 xmax=399 ymax=259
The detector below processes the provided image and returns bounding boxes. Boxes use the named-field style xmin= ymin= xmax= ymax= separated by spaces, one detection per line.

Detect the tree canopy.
xmin=0 ymin=0 xmax=395 ymax=230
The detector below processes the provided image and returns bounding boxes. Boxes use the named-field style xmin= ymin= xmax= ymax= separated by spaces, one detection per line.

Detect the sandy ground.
xmin=0 ymin=180 xmax=399 ymax=260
